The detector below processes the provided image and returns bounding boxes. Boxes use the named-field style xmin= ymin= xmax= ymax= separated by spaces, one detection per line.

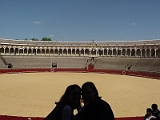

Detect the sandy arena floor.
xmin=0 ymin=72 xmax=160 ymax=118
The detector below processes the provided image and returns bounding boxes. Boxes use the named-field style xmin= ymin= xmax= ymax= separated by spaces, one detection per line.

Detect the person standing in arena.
xmin=75 ymin=82 xmax=114 ymax=120
xmin=45 ymin=84 xmax=81 ymax=120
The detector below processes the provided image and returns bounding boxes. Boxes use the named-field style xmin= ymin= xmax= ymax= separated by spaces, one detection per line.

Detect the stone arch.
xmin=91 ymin=48 xmax=96 ymax=55
xmin=137 ymin=49 xmax=141 ymax=57
xmin=122 ymin=49 xmax=125 ymax=56
xmin=142 ymin=49 xmax=145 ymax=57
xmin=131 ymin=49 xmax=135 ymax=56
xmin=108 ymin=48 xmax=112 ymax=56
xmin=68 ymin=49 xmax=71 ymax=55
xmin=5 ymin=47 xmax=9 ymax=54
xmin=59 ymin=48 xmax=63 ymax=55
xmin=0 ymin=47 xmax=3 ymax=54
xmin=127 ymin=49 xmax=130 ymax=56
xmin=37 ymin=49 xmax=41 ymax=55
xmin=104 ymin=49 xmax=107 ymax=56
xmin=55 ymin=49 xmax=58 ymax=55
xmin=10 ymin=48 xmax=14 ymax=54
xmin=146 ymin=49 xmax=150 ymax=57
xmin=81 ymin=49 xmax=84 ymax=56
xmin=63 ymin=49 xmax=67 ymax=55
xmin=113 ymin=49 xmax=116 ymax=56
xmin=85 ymin=49 xmax=89 ymax=55
xmin=72 ymin=49 xmax=76 ymax=55
xmin=76 ymin=49 xmax=80 ymax=56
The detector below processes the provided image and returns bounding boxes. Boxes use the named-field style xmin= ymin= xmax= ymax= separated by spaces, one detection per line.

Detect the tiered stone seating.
xmin=94 ymin=57 xmax=160 ymax=72
xmin=0 ymin=58 xmax=7 ymax=68
xmin=3 ymin=56 xmax=88 ymax=68
xmin=1 ymin=55 xmax=160 ymax=72
xmin=94 ymin=58 xmax=133 ymax=70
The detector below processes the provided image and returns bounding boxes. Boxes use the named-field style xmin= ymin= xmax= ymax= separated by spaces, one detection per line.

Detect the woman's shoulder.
xmin=61 ymin=105 xmax=73 ymax=120
xmin=97 ymin=98 xmax=110 ymax=106
xmin=62 ymin=105 xmax=72 ymax=111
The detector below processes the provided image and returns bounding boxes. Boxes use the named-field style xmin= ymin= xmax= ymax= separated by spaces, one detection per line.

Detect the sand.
xmin=0 ymin=72 xmax=160 ymax=118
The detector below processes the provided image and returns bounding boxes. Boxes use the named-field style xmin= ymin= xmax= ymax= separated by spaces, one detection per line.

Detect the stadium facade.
xmin=0 ymin=38 xmax=160 ymax=58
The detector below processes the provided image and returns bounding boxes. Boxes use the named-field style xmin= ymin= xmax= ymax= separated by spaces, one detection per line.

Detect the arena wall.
xmin=0 ymin=115 xmax=144 ymax=120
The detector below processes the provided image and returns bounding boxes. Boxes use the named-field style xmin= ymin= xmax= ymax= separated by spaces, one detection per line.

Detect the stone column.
xmin=125 ymin=48 xmax=127 ymax=56
xmin=66 ymin=48 xmax=68 ymax=56
xmin=8 ymin=47 xmax=11 ymax=54
xmin=48 ymin=48 xmax=51 ymax=56
xmin=83 ymin=48 xmax=85 ymax=56
xmin=119 ymin=48 xmax=122 ymax=57
xmin=107 ymin=48 xmax=109 ymax=56
xmin=130 ymin=48 xmax=132 ymax=57
xmin=31 ymin=47 xmax=33 ymax=55
xmin=96 ymin=48 xmax=98 ymax=56
xmin=57 ymin=48 xmax=60 ymax=56
xmin=149 ymin=48 xmax=151 ymax=58
xmin=71 ymin=48 xmax=72 ymax=56
xmin=23 ymin=49 xmax=24 ymax=55
xmin=61 ymin=48 xmax=63 ymax=56
xmin=13 ymin=47 xmax=16 ymax=55
xmin=35 ymin=48 xmax=38 ymax=55
xmin=27 ymin=47 xmax=29 ymax=55
xmin=53 ymin=48 xmax=55 ymax=56
xmin=44 ymin=47 xmax=47 ymax=56
xmin=140 ymin=49 xmax=142 ymax=57
xmin=154 ymin=48 xmax=157 ymax=58
xmin=89 ymin=48 xmax=92 ymax=56
xmin=18 ymin=48 xmax=20 ymax=55
xmin=102 ymin=48 xmax=104 ymax=56
xmin=134 ymin=48 xmax=137 ymax=57
xmin=40 ymin=48 xmax=42 ymax=55
xmin=75 ymin=48 xmax=77 ymax=56
xmin=145 ymin=49 xmax=147 ymax=58
xmin=3 ymin=47 xmax=6 ymax=54
xmin=116 ymin=48 xmax=118 ymax=56
xmin=111 ymin=48 xmax=113 ymax=56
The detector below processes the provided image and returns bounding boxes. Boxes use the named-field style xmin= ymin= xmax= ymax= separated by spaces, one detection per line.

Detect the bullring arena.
xmin=0 ymin=38 xmax=160 ymax=120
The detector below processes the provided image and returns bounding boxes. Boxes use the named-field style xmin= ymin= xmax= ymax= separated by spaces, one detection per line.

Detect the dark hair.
xmin=146 ymin=108 xmax=153 ymax=114
xmin=151 ymin=104 xmax=158 ymax=109
xmin=82 ymin=82 xmax=99 ymax=99
xmin=56 ymin=84 xmax=81 ymax=104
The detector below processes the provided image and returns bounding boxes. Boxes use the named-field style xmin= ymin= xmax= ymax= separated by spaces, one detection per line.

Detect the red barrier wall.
xmin=0 ymin=115 xmax=144 ymax=120
xmin=53 ymin=68 xmax=160 ymax=79
xmin=0 ymin=115 xmax=44 ymax=120
xmin=0 ymin=68 xmax=51 ymax=73
xmin=0 ymin=68 xmax=159 ymax=79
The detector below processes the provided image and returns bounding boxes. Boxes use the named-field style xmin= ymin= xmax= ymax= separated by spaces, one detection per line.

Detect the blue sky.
xmin=0 ymin=0 xmax=160 ymax=41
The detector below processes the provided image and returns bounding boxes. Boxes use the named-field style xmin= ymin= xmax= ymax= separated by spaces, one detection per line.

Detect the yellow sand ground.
xmin=0 ymin=72 xmax=160 ymax=118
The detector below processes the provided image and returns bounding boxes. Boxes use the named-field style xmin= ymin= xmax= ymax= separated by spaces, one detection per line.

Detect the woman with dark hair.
xmin=75 ymin=82 xmax=114 ymax=120
xmin=144 ymin=108 xmax=156 ymax=120
xmin=45 ymin=84 xmax=81 ymax=120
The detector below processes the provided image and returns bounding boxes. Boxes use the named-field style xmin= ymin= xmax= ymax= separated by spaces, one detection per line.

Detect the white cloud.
xmin=33 ymin=21 xmax=41 ymax=24
xmin=49 ymin=35 xmax=54 ymax=37
xmin=131 ymin=23 xmax=136 ymax=25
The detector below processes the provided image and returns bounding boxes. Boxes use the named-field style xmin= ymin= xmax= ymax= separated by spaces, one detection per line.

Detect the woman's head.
xmin=58 ymin=84 xmax=81 ymax=109
xmin=81 ymin=82 xmax=99 ymax=104
xmin=146 ymin=108 xmax=153 ymax=115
